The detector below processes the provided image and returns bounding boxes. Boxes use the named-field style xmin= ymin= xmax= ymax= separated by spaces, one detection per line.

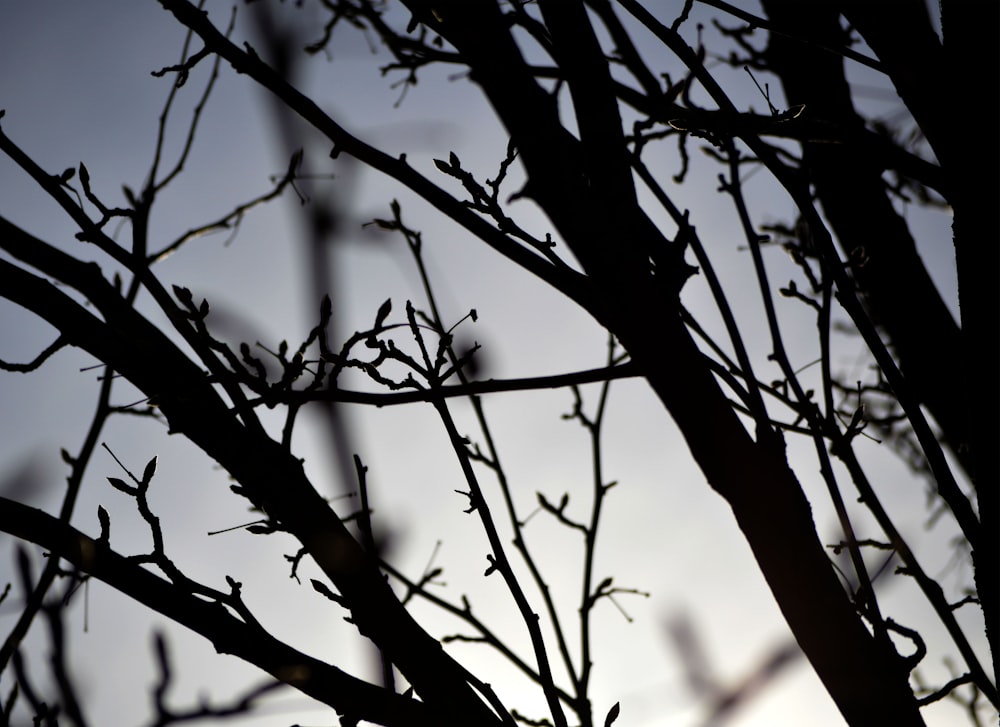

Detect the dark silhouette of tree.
xmin=0 ymin=2 xmax=995 ymax=726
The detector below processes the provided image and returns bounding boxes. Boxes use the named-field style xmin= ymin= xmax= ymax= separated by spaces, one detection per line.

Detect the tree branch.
xmin=0 ymin=497 xmax=433 ymax=727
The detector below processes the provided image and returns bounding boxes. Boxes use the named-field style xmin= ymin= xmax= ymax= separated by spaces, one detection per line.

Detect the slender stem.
xmin=401 ymin=211 xmax=587 ymax=693
xmin=402 ymin=221 xmax=573 ymax=725
xmin=722 ymin=144 xmax=888 ymax=647
xmin=430 ymin=394 xmax=568 ymax=727
xmin=576 ymin=337 xmax=617 ymax=721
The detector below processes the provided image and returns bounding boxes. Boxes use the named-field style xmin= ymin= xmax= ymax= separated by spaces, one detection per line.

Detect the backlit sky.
xmin=0 ymin=2 xmax=984 ymax=726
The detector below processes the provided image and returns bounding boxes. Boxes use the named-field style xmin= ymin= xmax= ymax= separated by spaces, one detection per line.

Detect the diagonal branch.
xmin=0 ymin=251 xmax=501 ymax=723
xmin=155 ymin=0 xmax=598 ymax=320
xmin=0 ymin=497 xmax=433 ymax=727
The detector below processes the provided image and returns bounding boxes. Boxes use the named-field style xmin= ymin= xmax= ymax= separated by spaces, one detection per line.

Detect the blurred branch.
xmin=666 ymin=609 xmax=802 ymax=727
xmin=146 ymin=632 xmax=286 ymax=727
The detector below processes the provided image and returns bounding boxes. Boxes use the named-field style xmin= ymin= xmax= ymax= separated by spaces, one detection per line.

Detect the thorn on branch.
xmin=107 ymin=477 xmax=138 ymax=497
xmin=284 ymin=546 xmax=307 ymax=583
xmin=604 ymin=701 xmax=621 ymax=727
xmin=483 ymin=555 xmax=498 ymax=577
xmin=311 ymin=578 xmax=348 ymax=607
xmin=96 ymin=506 xmax=111 ymax=545
xmin=205 ymin=518 xmax=270 ymax=536
xmin=141 ymin=456 xmax=158 ymax=486
xmin=455 ymin=488 xmax=479 ymax=514
xmin=245 ymin=522 xmax=277 ymax=535
xmin=778 ymin=279 xmax=821 ymax=312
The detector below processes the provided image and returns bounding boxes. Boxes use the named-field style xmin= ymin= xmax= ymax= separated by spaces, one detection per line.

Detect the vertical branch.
xmin=397 ymin=204 xmax=582 ymax=703
xmin=399 ymin=298 xmax=567 ymax=727
xmin=574 ymin=336 xmax=619 ymax=716
xmin=720 ymin=143 xmax=889 ymax=649
xmin=428 ymin=394 xmax=568 ymax=727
